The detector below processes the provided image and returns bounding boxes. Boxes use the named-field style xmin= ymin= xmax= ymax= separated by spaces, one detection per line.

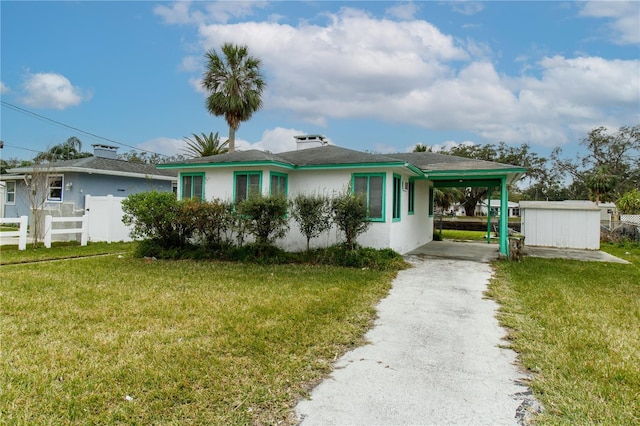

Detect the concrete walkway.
xmin=295 ymin=254 xmax=535 ymax=425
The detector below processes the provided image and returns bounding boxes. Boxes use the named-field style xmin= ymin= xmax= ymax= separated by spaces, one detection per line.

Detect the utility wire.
xmin=1 ymin=100 xmax=170 ymax=157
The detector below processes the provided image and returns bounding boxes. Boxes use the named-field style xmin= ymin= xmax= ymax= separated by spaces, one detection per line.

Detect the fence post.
xmin=81 ymin=215 xmax=88 ymax=246
xmin=44 ymin=215 xmax=53 ymax=248
xmin=106 ymin=194 xmax=113 ymax=244
xmin=18 ymin=215 xmax=28 ymax=250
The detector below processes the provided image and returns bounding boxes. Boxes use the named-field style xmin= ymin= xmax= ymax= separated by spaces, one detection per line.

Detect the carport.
xmin=391 ymin=153 xmax=527 ymax=257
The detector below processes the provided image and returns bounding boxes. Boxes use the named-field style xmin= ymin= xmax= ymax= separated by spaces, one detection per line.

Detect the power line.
xmin=0 ymin=100 xmax=170 ymax=157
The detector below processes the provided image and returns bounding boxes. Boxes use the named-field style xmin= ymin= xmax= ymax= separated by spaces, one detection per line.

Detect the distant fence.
xmin=621 ymin=214 xmax=640 ymax=225
xmin=0 ymin=216 xmax=29 ymax=250
xmin=44 ymin=215 xmax=88 ymax=248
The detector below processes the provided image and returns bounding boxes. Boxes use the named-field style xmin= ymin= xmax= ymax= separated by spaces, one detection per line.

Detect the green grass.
xmin=0 ymin=241 xmax=133 ymax=265
xmin=0 ymin=248 xmax=396 ymax=424
xmin=488 ymin=242 xmax=640 ymax=424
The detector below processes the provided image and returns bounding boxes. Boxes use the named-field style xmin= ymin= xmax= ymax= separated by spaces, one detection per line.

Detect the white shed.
xmin=520 ymin=201 xmax=600 ymax=250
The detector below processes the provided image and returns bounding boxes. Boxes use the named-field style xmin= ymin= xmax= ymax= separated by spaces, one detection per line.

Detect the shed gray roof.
xmin=6 ymin=156 xmax=177 ymax=179
xmin=386 ymin=152 xmax=521 ymax=171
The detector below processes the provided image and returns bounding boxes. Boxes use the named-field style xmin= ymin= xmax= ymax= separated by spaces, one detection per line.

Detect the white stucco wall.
xmin=520 ymin=201 xmax=600 ymax=250
xmin=188 ymin=166 xmax=433 ymax=254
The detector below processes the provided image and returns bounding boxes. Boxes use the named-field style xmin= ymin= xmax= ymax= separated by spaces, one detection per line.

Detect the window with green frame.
xmin=234 ymin=171 xmax=262 ymax=202
xmin=181 ymin=173 xmax=204 ymax=200
xmin=352 ymin=173 xmax=385 ymax=221
xmin=408 ymin=180 xmax=415 ymax=214
xmin=392 ymin=174 xmax=401 ymax=221
xmin=428 ymin=186 xmax=434 ymax=216
xmin=270 ymin=172 xmax=288 ymax=196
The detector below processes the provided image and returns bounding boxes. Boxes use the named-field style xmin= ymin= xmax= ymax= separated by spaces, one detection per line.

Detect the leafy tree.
xmin=34 ymin=136 xmax=91 ymax=162
xmin=183 ymin=131 xmax=228 ymax=158
xmin=202 ymin=43 xmax=266 ymax=153
xmin=617 ymin=189 xmax=640 ymax=214
xmin=118 ymin=151 xmax=185 ymax=164
xmin=1 ymin=158 xmax=32 ymax=174
xmin=236 ymin=193 xmax=289 ymax=245
xmin=434 ymin=187 xmax=464 ymax=212
xmin=552 ymin=125 xmax=640 ymax=203
xmin=331 ymin=188 xmax=371 ymax=250
xmin=413 ymin=143 xmax=430 ymax=152
xmin=443 ymin=142 xmax=548 ymax=216
xmin=290 ymin=192 xmax=333 ymax=252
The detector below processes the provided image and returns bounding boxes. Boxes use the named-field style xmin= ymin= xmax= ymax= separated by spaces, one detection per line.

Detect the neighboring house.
xmin=158 ymin=136 xmax=526 ymax=255
xmin=476 ymin=199 xmax=520 ymax=217
xmin=0 ymin=144 xmax=177 ymax=220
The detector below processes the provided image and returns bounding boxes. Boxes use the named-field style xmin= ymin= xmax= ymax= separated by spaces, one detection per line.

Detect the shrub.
xmin=331 ymin=188 xmax=371 ymax=250
xmin=617 ymin=189 xmax=640 ymax=214
xmin=290 ymin=192 xmax=333 ymax=252
xmin=122 ymin=191 xmax=190 ymax=248
xmin=188 ymin=199 xmax=236 ymax=246
xmin=236 ymin=193 xmax=289 ymax=245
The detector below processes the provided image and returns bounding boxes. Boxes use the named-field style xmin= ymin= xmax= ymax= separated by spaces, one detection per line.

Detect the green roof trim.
xmin=158 ymin=160 xmax=296 ymax=170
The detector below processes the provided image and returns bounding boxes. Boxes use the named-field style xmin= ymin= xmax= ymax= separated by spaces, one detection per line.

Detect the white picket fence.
xmin=44 ymin=215 xmax=88 ymax=248
xmin=0 ymin=216 xmax=29 ymax=250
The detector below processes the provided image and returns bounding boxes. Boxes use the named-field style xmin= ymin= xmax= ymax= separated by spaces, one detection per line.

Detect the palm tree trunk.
xmin=228 ymin=126 xmax=236 ymax=153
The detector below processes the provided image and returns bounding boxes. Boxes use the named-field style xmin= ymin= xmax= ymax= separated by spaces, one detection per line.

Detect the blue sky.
xmin=1 ymin=1 xmax=639 ymax=163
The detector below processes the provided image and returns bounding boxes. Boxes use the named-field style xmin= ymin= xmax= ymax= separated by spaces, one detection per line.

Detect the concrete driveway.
xmin=295 ymin=254 xmax=535 ymax=425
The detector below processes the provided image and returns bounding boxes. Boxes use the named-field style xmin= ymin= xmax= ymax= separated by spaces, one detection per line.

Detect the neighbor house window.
xmin=408 ymin=180 xmax=415 ymax=214
xmin=352 ymin=173 xmax=385 ymax=221
xmin=270 ymin=172 xmax=288 ymax=196
xmin=428 ymin=186 xmax=434 ymax=217
xmin=5 ymin=181 xmax=16 ymax=204
xmin=47 ymin=175 xmax=63 ymax=202
xmin=181 ymin=173 xmax=204 ymax=200
xmin=234 ymin=171 xmax=262 ymax=202
xmin=392 ymin=174 xmax=401 ymax=221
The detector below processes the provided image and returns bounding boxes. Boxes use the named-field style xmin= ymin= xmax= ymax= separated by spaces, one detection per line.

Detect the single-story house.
xmin=476 ymin=199 xmax=520 ymax=217
xmin=0 ymin=144 xmax=177 ymax=220
xmin=158 ymin=135 xmax=526 ymax=255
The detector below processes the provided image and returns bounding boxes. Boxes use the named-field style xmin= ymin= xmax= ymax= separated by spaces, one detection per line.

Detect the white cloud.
xmin=580 ymin=1 xmax=640 ymax=44
xmin=450 ymin=2 xmax=485 ymax=16
xmin=169 ymin=5 xmax=638 ymax=149
xmin=386 ymin=2 xmax=420 ymax=20
xmin=235 ymin=127 xmax=308 ymax=153
xmin=0 ymin=81 xmax=10 ymax=94
xmin=180 ymin=55 xmax=201 ymax=72
xmin=137 ymin=137 xmax=184 ymax=157
xmin=154 ymin=0 xmax=267 ymax=25
xmin=20 ymin=72 xmax=91 ymax=110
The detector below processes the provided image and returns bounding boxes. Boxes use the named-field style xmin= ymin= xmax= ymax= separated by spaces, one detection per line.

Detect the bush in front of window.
xmin=289 ymin=192 xmax=332 ymax=252
xmin=235 ymin=193 xmax=289 ymax=246
xmin=331 ymin=188 xmax=371 ymax=251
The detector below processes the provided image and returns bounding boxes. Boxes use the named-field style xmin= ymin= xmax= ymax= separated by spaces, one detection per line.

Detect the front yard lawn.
xmin=1 ymin=252 xmax=396 ymax=424
xmin=488 ymin=242 xmax=640 ymax=424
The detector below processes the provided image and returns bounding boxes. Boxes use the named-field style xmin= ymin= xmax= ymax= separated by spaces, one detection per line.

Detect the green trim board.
xmin=392 ymin=174 xmax=401 ymax=222
xmin=352 ymin=172 xmax=386 ymax=222
xmin=233 ymin=171 xmax=262 ymax=202
xmin=407 ymin=180 xmax=415 ymax=215
xmin=433 ymin=179 xmax=502 ymax=188
xmin=269 ymin=171 xmax=288 ymax=196
xmin=159 ymin=161 xmax=296 ymax=170
xmin=179 ymin=172 xmax=205 ymax=200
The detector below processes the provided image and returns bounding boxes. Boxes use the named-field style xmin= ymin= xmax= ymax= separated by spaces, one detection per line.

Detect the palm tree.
xmin=34 ymin=136 xmax=89 ymax=162
xmin=182 ymin=132 xmax=229 ymax=158
xmin=202 ymin=43 xmax=266 ymax=153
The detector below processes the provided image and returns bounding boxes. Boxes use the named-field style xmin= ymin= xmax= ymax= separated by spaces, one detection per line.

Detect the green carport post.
xmin=486 ymin=188 xmax=492 ymax=244
xmin=499 ymin=177 xmax=509 ymax=257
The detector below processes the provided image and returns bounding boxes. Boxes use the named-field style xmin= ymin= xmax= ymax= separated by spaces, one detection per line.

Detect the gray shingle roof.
xmin=386 ymin=152 xmax=522 ymax=171
xmin=7 ymin=156 xmax=177 ymax=178
xmin=159 ymin=145 xmax=526 ymax=176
